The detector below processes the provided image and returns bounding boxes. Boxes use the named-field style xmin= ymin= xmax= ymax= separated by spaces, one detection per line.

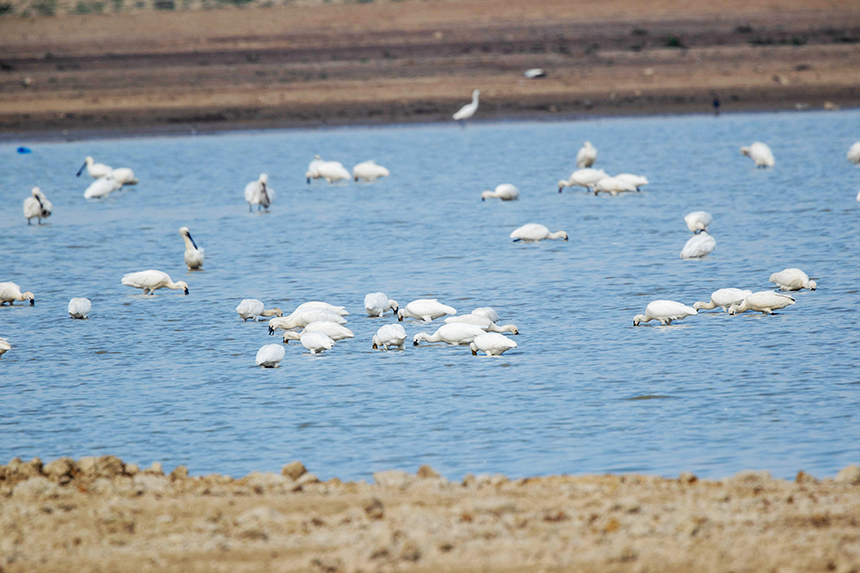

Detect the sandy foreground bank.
xmin=1 ymin=0 xmax=860 ymax=134
xmin=2 ymin=456 xmax=860 ymax=572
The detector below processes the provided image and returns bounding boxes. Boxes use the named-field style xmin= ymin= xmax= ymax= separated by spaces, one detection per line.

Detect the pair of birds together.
xmin=306 ymin=156 xmax=391 ymax=184
xmin=77 ymin=156 xmax=139 ymax=199
xmin=632 ymin=268 xmax=816 ymax=326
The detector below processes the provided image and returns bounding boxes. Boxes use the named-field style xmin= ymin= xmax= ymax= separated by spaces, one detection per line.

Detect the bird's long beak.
xmin=268 ymin=326 xmax=274 ymax=335
xmin=76 ymin=162 xmax=87 ymax=177
xmin=184 ymin=288 xmax=189 ymax=295
xmin=29 ymin=298 xmax=35 ymax=306
xmin=188 ymin=233 xmax=198 ymax=250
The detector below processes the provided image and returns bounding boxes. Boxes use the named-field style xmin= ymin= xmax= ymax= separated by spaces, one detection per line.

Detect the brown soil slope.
xmin=3 ymin=456 xmax=860 ymax=572
xmin=0 ymin=0 xmax=859 ymax=133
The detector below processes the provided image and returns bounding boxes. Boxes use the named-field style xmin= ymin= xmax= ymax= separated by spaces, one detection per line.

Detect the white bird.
xmin=728 ymin=291 xmax=795 ymax=315
xmin=614 ymin=173 xmax=649 ymax=191
xmin=353 ymin=160 xmax=390 ymax=182
xmin=256 ymin=344 xmax=286 ymax=368
xmin=684 ymin=211 xmax=713 ymax=234
xmin=0 ymin=337 xmax=10 ymax=358
xmin=453 ymin=89 xmax=480 ymax=127
xmin=470 ymin=332 xmax=518 ymax=356
xmin=740 ymin=142 xmax=775 ymax=168
xmin=83 ymin=176 xmax=123 ymax=199
xmin=558 ymin=168 xmax=607 ymax=193
xmin=524 ymin=68 xmax=546 ymax=79
xmin=364 ymin=293 xmax=399 ymax=317
xmin=511 ymin=223 xmax=568 ymax=242
xmin=372 ymin=324 xmax=408 ymax=350
xmin=23 ymin=187 xmax=52 ymax=225
xmin=576 ymin=141 xmax=598 ymax=168
xmin=235 ymin=299 xmax=282 ymax=321
xmin=110 ymin=167 xmax=138 ymax=185
xmin=293 ymin=301 xmax=348 ymax=316
xmin=316 ymin=161 xmax=351 ymax=183
xmin=680 ymin=232 xmax=716 ymax=259
xmin=445 ymin=314 xmax=518 ymax=334
xmin=397 ymin=299 xmax=457 ymax=322
xmin=693 ymin=289 xmax=753 ymax=312
xmin=244 ymin=174 xmax=274 ymax=211
xmin=68 ymin=297 xmax=91 ymax=319
xmin=0 ymin=282 xmax=35 ymax=306
xmin=848 ymin=142 xmax=860 ymax=164
xmin=413 ymin=323 xmax=486 ymax=346
xmin=633 ymin=300 xmax=698 ymax=326
xmin=268 ymin=309 xmax=346 ymax=334
xmin=282 ymin=321 xmax=354 ymax=343
xmin=306 ymin=155 xmax=324 ymax=183
xmin=301 ymin=331 xmax=335 ymax=354
xmin=471 ymin=307 xmax=499 ymax=323
xmin=594 ymin=176 xmax=638 ymax=196
xmin=76 ymin=156 xmax=112 ymax=179
xmin=121 ymin=270 xmax=189 ymax=295
xmin=481 ymin=184 xmax=519 ymax=201
xmin=769 ymin=268 xmax=817 ymax=291
xmin=179 ymin=227 xmax=204 ymax=270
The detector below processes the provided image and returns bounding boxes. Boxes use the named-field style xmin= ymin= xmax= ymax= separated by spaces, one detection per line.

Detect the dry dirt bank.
xmin=2 ymin=456 xmax=860 ymax=572
xmin=0 ymin=0 xmax=859 ymax=134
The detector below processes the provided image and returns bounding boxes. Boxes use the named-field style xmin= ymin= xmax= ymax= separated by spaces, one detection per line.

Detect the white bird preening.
xmin=316 ymin=161 xmax=351 ymax=183
xmin=413 ymin=323 xmax=486 ymax=346
xmin=301 ymin=331 xmax=335 ymax=354
xmin=511 ymin=223 xmax=568 ymax=242
xmin=558 ymin=168 xmax=607 ymax=193
xmin=256 ymin=344 xmax=286 ymax=368
xmin=364 ymin=292 xmax=399 ymax=317
xmin=693 ymin=289 xmax=753 ymax=312
xmin=244 ymin=174 xmax=274 ymax=212
xmin=372 ymin=324 xmax=408 ymax=350
xmin=268 ymin=309 xmax=346 ymax=334
xmin=684 ymin=211 xmax=713 ymax=234
xmin=481 ymin=184 xmax=519 ymax=201
xmin=23 ymin=187 xmax=52 ymax=225
xmin=848 ymin=142 xmax=860 ymax=164
xmin=76 ymin=156 xmax=112 ymax=179
xmin=235 ymin=299 xmax=282 ymax=321
xmin=179 ymin=227 xmax=204 ymax=270
xmin=68 ymin=297 xmax=92 ymax=319
xmin=0 ymin=282 xmax=35 ymax=306
xmin=397 ymin=299 xmax=457 ymax=322
xmin=740 ymin=142 xmax=775 ymax=168
xmin=283 ymin=321 xmax=354 ymax=343
xmin=633 ymin=300 xmax=697 ymax=326
xmin=445 ymin=314 xmax=518 ymax=334
xmin=471 ymin=307 xmax=499 ymax=323
xmin=83 ymin=176 xmax=123 ymax=199
xmin=453 ymin=89 xmax=480 ymax=128
xmin=594 ymin=176 xmax=638 ymax=196
xmin=353 ymin=160 xmax=390 ymax=182
xmin=576 ymin=141 xmax=597 ymax=168
xmin=121 ymin=270 xmax=189 ymax=295
xmin=0 ymin=337 xmax=10 ymax=359
xmin=769 ymin=268 xmax=816 ymax=291
xmin=470 ymin=332 xmax=518 ymax=356
xmin=728 ymin=291 xmax=795 ymax=315
xmin=680 ymin=232 xmax=716 ymax=259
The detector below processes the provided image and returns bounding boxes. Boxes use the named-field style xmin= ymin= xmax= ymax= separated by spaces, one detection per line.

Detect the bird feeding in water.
xmin=121 ymin=270 xmax=189 ymax=295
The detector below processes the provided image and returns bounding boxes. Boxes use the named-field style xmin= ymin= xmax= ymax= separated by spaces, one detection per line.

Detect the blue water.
xmin=1 ymin=111 xmax=859 ymax=480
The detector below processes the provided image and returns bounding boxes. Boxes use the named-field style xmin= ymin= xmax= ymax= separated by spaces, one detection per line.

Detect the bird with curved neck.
xmin=413 ymin=323 xmax=485 ymax=346
xmin=481 ymin=184 xmax=519 ymax=201
xmin=179 ymin=227 xmax=205 ymax=270
xmin=693 ymin=289 xmax=752 ymax=312
xmin=510 ymin=223 xmax=568 ymax=242
xmin=235 ymin=299 xmax=282 ymax=322
xmin=0 ymin=282 xmax=35 ymax=306
xmin=633 ymin=300 xmax=697 ymax=326
xmin=576 ymin=141 xmax=597 ymax=168
xmin=453 ymin=89 xmax=480 ymax=128
xmin=121 ymin=270 xmax=189 ymax=295
xmin=728 ymin=292 xmax=795 ymax=315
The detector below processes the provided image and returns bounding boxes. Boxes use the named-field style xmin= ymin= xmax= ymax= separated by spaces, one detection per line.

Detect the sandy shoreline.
xmin=2 ymin=455 xmax=860 ymax=572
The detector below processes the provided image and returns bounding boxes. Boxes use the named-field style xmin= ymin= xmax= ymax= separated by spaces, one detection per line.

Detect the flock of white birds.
xmin=5 ymin=98 xmax=860 ymax=364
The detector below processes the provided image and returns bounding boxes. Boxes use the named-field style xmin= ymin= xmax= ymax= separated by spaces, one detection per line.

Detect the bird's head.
xmin=23 ymin=292 xmax=35 ymax=306
xmin=632 ymin=314 xmax=645 ymax=326
xmin=175 ymin=281 xmax=189 ymax=295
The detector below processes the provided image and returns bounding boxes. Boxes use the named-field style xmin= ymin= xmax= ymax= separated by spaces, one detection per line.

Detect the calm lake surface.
xmin=2 ymin=111 xmax=859 ymax=480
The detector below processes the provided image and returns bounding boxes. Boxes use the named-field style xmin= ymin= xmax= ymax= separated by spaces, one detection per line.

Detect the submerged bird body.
xmin=84 ymin=176 xmax=123 ymax=199
xmin=684 ymin=211 xmax=713 ymax=234
xmin=633 ymin=300 xmax=697 ymax=326
xmin=741 ymin=142 xmax=775 ymax=168
xmin=397 ymin=299 xmax=457 ymax=322
xmin=77 ymin=156 xmax=112 ymax=179
xmin=481 ymin=184 xmax=520 ymax=201
xmin=372 ymin=324 xmax=408 ymax=350
xmin=244 ymin=174 xmax=274 ymax=211
xmin=353 ymin=160 xmax=390 ymax=182
xmin=694 ymin=288 xmax=753 ymax=311
xmin=121 ymin=270 xmax=189 ymax=295
xmin=364 ymin=292 xmax=398 ymax=317
xmin=470 ymin=332 xmax=518 ymax=356
xmin=256 ymin=344 xmax=286 ymax=368
xmin=728 ymin=291 xmax=795 ymax=315
xmin=68 ymin=297 xmax=91 ymax=319
xmin=558 ymin=168 xmax=607 ymax=192
xmin=235 ymin=299 xmax=282 ymax=321
xmin=445 ymin=314 xmax=518 ymax=334
xmin=282 ymin=321 xmax=354 ymax=343
xmin=453 ymin=89 xmax=480 ymax=126
xmin=511 ymin=223 xmax=568 ymax=242
xmin=769 ymin=268 xmax=816 ymax=291
xmin=179 ymin=227 xmax=204 ymax=270
xmin=680 ymin=232 xmax=716 ymax=259
xmin=0 ymin=282 xmax=35 ymax=306
xmin=301 ymin=331 xmax=335 ymax=354
xmin=23 ymin=187 xmax=52 ymax=225
xmin=413 ymin=323 xmax=486 ymax=346
xmin=576 ymin=141 xmax=598 ymax=168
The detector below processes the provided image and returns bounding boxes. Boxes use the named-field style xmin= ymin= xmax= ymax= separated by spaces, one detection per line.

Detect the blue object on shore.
xmin=17 ymin=147 xmax=32 ymax=154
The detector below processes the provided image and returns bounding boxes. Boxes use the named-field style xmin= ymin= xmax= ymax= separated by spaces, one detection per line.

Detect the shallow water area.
xmin=1 ymin=111 xmax=859 ymax=480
